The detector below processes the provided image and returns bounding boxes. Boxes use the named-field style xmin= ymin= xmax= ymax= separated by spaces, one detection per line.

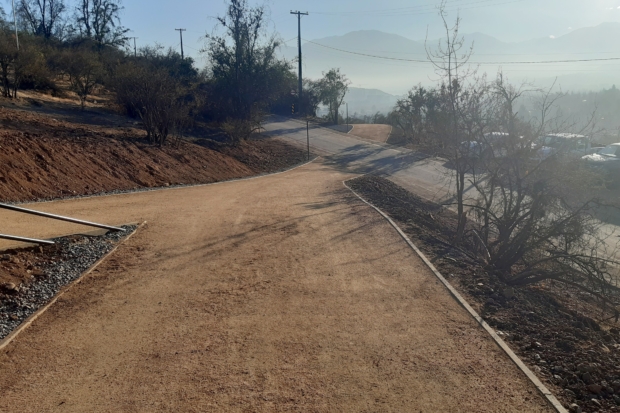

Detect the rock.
xmin=582 ymin=372 xmax=594 ymax=384
xmin=1 ymin=254 xmax=9 ymax=261
xmin=614 ymin=394 xmax=620 ymax=405
xmin=587 ymin=384 xmax=603 ymax=394
xmin=564 ymin=389 xmax=576 ymax=398
xmin=568 ymin=403 xmax=582 ymax=413
xmin=534 ymin=354 xmax=541 ymax=361
xmin=32 ymin=269 xmax=46 ymax=277
xmin=556 ymin=340 xmax=575 ymax=352
xmin=502 ymin=287 xmax=515 ymax=299
xmin=591 ymin=398 xmax=602 ymax=407
xmin=1 ymin=282 xmax=17 ymax=292
xmin=602 ymin=344 xmax=611 ymax=353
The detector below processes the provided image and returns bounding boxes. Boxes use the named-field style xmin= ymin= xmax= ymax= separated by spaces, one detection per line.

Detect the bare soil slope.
xmin=0 ymin=106 xmax=307 ymax=203
xmin=0 ymin=161 xmax=551 ymax=412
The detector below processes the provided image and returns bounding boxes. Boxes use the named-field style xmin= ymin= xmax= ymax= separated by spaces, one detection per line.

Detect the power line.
xmin=309 ymin=0 xmax=526 ymax=17
xmin=302 ymin=39 xmax=620 ymax=65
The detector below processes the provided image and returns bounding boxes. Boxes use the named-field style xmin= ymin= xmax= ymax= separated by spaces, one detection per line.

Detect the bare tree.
xmin=18 ymin=0 xmax=66 ymax=39
xmin=425 ymin=1 xmax=478 ymax=242
xmin=66 ymin=48 xmax=103 ymax=109
xmin=114 ymin=57 xmax=191 ymax=146
xmin=75 ymin=0 xmax=128 ymax=48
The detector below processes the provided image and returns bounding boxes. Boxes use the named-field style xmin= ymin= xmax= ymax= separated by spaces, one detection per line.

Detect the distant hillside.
xmin=281 ymin=23 xmax=620 ymax=95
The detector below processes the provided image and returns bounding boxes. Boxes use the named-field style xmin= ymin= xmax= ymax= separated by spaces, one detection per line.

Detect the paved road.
xmin=263 ymin=116 xmax=450 ymax=202
xmin=0 ymin=161 xmax=552 ymax=412
xmin=263 ymin=116 xmax=620 ymax=259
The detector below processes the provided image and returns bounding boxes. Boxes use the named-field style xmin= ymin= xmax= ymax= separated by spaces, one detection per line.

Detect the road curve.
xmin=0 ymin=161 xmax=551 ymax=412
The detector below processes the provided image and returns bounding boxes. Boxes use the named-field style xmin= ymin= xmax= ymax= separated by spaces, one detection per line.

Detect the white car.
xmin=534 ymin=133 xmax=591 ymax=160
xmin=582 ymin=143 xmax=620 ymax=174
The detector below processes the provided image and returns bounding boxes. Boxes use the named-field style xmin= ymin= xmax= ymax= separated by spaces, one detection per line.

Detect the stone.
xmin=1 ymin=282 xmax=17 ymax=292
xmin=568 ymin=403 xmax=582 ymax=413
xmin=582 ymin=372 xmax=594 ymax=384
xmin=534 ymin=354 xmax=541 ymax=361
xmin=1 ymin=254 xmax=10 ymax=261
xmin=502 ymin=287 xmax=515 ymax=299
xmin=587 ymin=384 xmax=603 ymax=394
xmin=614 ymin=395 xmax=620 ymax=405
xmin=32 ymin=269 xmax=46 ymax=277
xmin=602 ymin=344 xmax=611 ymax=353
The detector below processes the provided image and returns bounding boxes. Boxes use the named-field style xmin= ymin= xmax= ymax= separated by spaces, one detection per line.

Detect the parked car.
xmin=582 ymin=143 xmax=620 ymax=175
xmin=534 ymin=133 xmax=591 ymax=160
xmin=459 ymin=132 xmax=511 ymax=159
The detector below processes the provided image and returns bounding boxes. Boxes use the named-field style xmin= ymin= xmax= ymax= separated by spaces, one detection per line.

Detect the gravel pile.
xmin=0 ymin=225 xmax=136 ymax=340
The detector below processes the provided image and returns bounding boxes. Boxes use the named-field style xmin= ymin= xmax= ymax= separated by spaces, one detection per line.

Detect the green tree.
xmin=317 ymin=68 xmax=349 ymax=125
xmin=204 ymin=0 xmax=292 ymax=126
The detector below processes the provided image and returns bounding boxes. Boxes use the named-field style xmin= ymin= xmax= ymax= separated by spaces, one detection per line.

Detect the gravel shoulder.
xmin=0 ymin=161 xmax=551 ymax=412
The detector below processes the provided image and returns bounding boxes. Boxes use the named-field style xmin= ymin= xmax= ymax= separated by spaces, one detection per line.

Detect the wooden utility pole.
xmin=128 ymin=37 xmax=138 ymax=57
xmin=175 ymin=28 xmax=186 ymax=59
xmin=290 ymin=11 xmax=308 ymax=104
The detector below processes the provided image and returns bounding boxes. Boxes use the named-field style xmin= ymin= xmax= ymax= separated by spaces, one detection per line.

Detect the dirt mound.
xmin=0 ymin=107 xmax=307 ymax=203
xmin=350 ymin=124 xmax=392 ymax=143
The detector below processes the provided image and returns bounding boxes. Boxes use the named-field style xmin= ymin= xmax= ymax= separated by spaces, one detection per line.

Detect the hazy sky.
xmin=108 ymin=0 xmax=620 ymax=63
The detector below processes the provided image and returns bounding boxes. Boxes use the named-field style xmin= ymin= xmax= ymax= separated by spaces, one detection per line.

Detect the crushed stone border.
xmin=343 ymin=178 xmax=568 ymax=413
xmin=0 ymin=222 xmax=145 ymax=351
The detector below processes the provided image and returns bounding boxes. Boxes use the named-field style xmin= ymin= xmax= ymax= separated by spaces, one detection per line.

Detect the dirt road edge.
xmin=0 ymin=222 xmax=146 ymax=352
xmin=343 ymin=179 xmax=568 ymax=413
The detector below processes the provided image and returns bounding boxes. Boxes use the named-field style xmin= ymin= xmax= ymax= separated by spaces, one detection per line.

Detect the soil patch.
xmin=0 ymin=107 xmax=308 ymax=203
xmin=350 ymin=124 xmax=392 ymax=143
xmin=348 ymin=175 xmax=620 ymax=413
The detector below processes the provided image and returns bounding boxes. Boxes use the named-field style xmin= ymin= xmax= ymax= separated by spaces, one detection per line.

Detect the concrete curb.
xmin=0 ymin=221 xmax=146 ymax=352
xmin=343 ymin=180 xmax=568 ymax=413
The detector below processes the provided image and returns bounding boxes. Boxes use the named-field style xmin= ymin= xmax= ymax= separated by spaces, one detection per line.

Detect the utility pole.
xmin=128 ymin=37 xmax=138 ymax=57
xmin=346 ymin=103 xmax=349 ymax=132
xmin=11 ymin=0 xmax=18 ymax=51
xmin=307 ymin=120 xmax=310 ymax=160
xmin=175 ymin=28 xmax=186 ymax=59
xmin=290 ymin=11 xmax=308 ymax=105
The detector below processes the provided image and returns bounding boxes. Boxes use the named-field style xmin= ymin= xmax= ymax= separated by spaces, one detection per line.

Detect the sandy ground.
xmin=0 ymin=161 xmax=552 ymax=412
xmin=350 ymin=124 xmax=392 ymax=143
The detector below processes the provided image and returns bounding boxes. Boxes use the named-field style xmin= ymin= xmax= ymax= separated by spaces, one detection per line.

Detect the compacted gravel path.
xmin=0 ymin=161 xmax=552 ymax=412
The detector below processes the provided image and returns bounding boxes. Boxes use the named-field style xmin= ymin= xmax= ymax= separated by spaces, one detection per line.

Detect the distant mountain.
xmin=280 ymin=23 xmax=620 ymax=98
xmin=343 ymin=87 xmax=400 ymax=117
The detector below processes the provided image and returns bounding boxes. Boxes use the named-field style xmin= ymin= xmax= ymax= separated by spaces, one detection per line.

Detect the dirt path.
xmin=350 ymin=124 xmax=392 ymax=143
xmin=0 ymin=161 xmax=552 ymax=412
